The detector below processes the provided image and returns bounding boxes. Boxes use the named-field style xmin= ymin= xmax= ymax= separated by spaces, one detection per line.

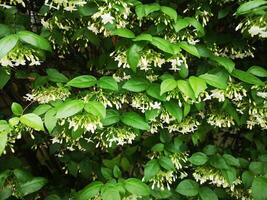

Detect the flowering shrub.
xmin=0 ymin=0 xmax=267 ymax=199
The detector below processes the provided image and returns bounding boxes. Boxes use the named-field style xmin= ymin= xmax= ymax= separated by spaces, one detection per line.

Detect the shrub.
xmin=0 ymin=0 xmax=267 ymax=199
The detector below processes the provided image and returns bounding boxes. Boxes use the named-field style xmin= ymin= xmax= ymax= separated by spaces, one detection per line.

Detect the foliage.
xmin=0 ymin=0 xmax=267 ymax=199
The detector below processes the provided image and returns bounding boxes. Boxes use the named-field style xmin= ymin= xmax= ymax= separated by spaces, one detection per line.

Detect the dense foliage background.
xmin=0 ymin=0 xmax=267 ymax=199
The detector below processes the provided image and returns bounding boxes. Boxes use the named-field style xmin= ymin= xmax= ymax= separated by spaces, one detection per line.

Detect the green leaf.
xmin=56 ymin=100 xmax=84 ymax=118
xmin=232 ymin=69 xmax=264 ymax=85
xmin=121 ymin=112 xmax=149 ymax=130
xmin=236 ymin=0 xmax=267 ymax=15
xmin=173 ymin=18 xmax=190 ymax=32
xmin=0 ymin=34 xmax=18 ymax=59
xmin=159 ymin=156 xmax=175 ymax=171
xmin=189 ymin=76 xmax=207 ymax=98
xmin=146 ymin=83 xmax=166 ymax=101
xmin=242 ymin=171 xmax=254 ymax=188
xmin=84 ymin=101 xmax=106 ymax=119
xmin=126 ymin=44 xmax=142 ymax=71
xmin=124 ymin=178 xmax=151 ymax=196
xmin=160 ymin=6 xmax=177 ymax=21
xmin=142 ymin=3 xmax=161 ymax=17
xmin=145 ymin=109 xmax=161 ymax=121
xmin=20 ymin=177 xmax=47 ymax=196
xmin=179 ymin=42 xmax=200 ymax=58
xmin=223 ymin=154 xmax=240 ymax=167
xmin=46 ymin=68 xmax=69 ymax=83
xmin=101 ymin=184 xmax=121 ymax=200
xmin=0 ymin=24 xmax=11 ymax=38
xmin=151 ymin=37 xmax=174 ymax=54
xmin=0 ymin=68 xmax=10 ymax=89
xmin=143 ymin=159 xmax=161 ymax=181
xmin=122 ymin=78 xmax=149 ymax=92
xmin=247 ymin=66 xmax=267 ymax=78
xmin=199 ymin=187 xmax=218 ymax=200
xmin=176 ymin=179 xmax=199 ymax=197
xmin=44 ymin=109 xmax=57 ymax=133
xmin=133 ymin=34 xmax=153 ymax=42
xmin=252 ymin=176 xmax=267 ymax=200
xmin=113 ymin=165 xmax=121 ymax=178
xmin=102 ymin=109 xmax=120 ymax=126
xmin=67 ymin=75 xmax=97 ymax=88
xmin=163 ymin=101 xmax=183 ymax=122
xmin=20 ymin=113 xmax=44 ymax=131
xmin=160 ymin=78 xmax=177 ymax=95
xmin=189 ymin=152 xmax=208 ymax=166
xmin=11 ymin=102 xmax=23 ymax=116
xmin=0 ymin=133 xmax=8 ymax=156
xmin=112 ymin=28 xmax=135 ymax=38
xmin=199 ymin=73 xmax=228 ymax=89
xmin=17 ymin=31 xmax=52 ymax=52
xmin=33 ymin=105 xmax=52 ymax=116
xmin=185 ymin=17 xmax=205 ymax=36
xmin=77 ymin=182 xmax=103 ymax=200
xmin=177 ymin=80 xmax=195 ymax=100
xmin=98 ymin=76 xmax=118 ymax=91
xmin=209 ymin=155 xmax=229 ymax=170
xmin=211 ymin=56 xmax=235 ymax=73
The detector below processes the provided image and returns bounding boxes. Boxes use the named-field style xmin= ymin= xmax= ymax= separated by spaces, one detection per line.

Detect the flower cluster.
xmin=0 ymin=0 xmax=25 ymax=6
xmin=167 ymin=117 xmax=200 ymax=134
xmin=44 ymin=0 xmax=86 ymax=11
xmin=24 ymin=86 xmax=70 ymax=104
xmin=88 ymin=0 xmax=132 ymax=36
xmin=94 ymin=126 xmax=138 ymax=148
xmin=0 ymin=45 xmax=41 ymax=67
xmin=193 ymin=166 xmax=241 ymax=189
xmin=207 ymin=112 xmax=235 ymax=128
xmin=131 ymin=93 xmax=161 ymax=113
xmin=62 ymin=113 xmax=102 ymax=133
xmin=236 ymin=15 xmax=267 ymax=38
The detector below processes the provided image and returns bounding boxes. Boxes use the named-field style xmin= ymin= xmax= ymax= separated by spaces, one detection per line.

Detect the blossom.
xmin=101 ymin=13 xmax=114 ymax=24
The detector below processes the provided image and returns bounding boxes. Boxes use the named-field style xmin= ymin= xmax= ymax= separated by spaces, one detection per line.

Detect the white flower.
xmin=101 ymin=13 xmax=114 ymax=24
xmin=248 ymin=26 xmax=267 ymax=37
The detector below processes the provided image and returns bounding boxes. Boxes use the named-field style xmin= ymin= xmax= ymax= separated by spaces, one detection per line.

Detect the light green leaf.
xmin=176 ymin=179 xmax=199 ymax=197
xmin=199 ymin=73 xmax=228 ymax=89
xmin=101 ymin=184 xmax=121 ymax=200
xmin=11 ymin=102 xmax=23 ymax=116
xmin=161 ymin=6 xmax=177 ymax=21
xmin=211 ymin=56 xmax=235 ymax=73
xmin=33 ymin=105 xmax=52 ymax=116
xmin=160 ymin=78 xmax=177 ymax=95
xmin=199 ymin=187 xmax=218 ymax=200
xmin=179 ymin=42 xmax=200 ymax=58
xmin=56 ymin=100 xmax=84 ymax=118
xmin=159 ymin=156 xmax=175 ymax=171
xmin=133 ymin=34 xmax=153 ymax=42
xmin=44 ymin=109 xmax=57 ymax=133
xmin=236 ymin=0 xmax=267 ymax=15
xmin=17 ymin=31 xmax=52 ymax=52
xmin=151 ymin=37 xmax=174 ymax=54
xmin=124 ymin=178 xmax=151 ymax=196
xmin=163 ymin=101 xmax=183 ymax=122
xmin=98 ymin=76 xmax=118 ymax=91
xmin=173 ymin=18 xmax=190 ymax=32
xmin=20 ymin=177 xmax=48 ymax=196
xmin=146 ymin=83 xmax=167 ymax=101
xmin=20 ymin=113 xmax=44 ymax=131
xmin=252 ymin=177 xmax=267 ymax=200
xmin=102 ymin=109 xmax=120 ymax=126
xmin=247 ymin=66 xmax=267 ymax=77
xmin=112 ymin=28 xmax=135 ymax=38
xmin=67 ymin=75 xmax=97 ymax=88
xmin=121 ymin=112 xmax=149 ymax=130
xmin=232 ymin=69 xmax=264 ymax=85
xmin=0 ymin=68 xmax=10 ymax=89
xmin=177 ymin=80 xmax=195 ymax=100
xmin=0 ymin=34 xmax=18 ymax=59
xmin=76 ymin=182 xmax=103 ymax=200
xmin=126 ymin=44 xmax=142 ymax=72
xmin=143 ymin=159 xmax=161 ymax=181
xmin=189 ymin=152 xmax=208 ymax=166
xmin=84 ymin=101 xmax=106 ymax=119
xmin=189 ymin=76 xmax=207 ymax=98
xmin=122 ymin=78 xmax=150 ymax=92
xmin=0 ymin=132 xmax=8 ymax=156
xmin=46 ymin=68 xmax=69 ymax=83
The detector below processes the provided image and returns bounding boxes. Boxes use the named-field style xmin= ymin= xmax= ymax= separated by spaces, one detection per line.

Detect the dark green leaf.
xmin=67 ymin=75 xmax=97 ymax=88
xmin=232 ymin=69 xmax=264 ymax=85
xmin=176 ymin=179 xmax=199 ymax=197
xmin=163 ymin=101 xmax=183 ymax=122
xmin=102 ymin=109 xmax=120 ymax=126
xmin=121 ymin=112 xmax=149 ymax=130
xmin=199 ymin=187 xmax=218 ymax=200
xmin=0 ymin=34 xmax=18 ymax=59
xmin=189 ymin=152 xmax=208 ymax=166
xmin=143 ymin=160 xmax=160 ymax=181
xmin=122 ymin=78 xmax=149 ymax=92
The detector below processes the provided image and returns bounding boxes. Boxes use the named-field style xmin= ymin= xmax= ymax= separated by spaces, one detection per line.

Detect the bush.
xmin=0 ymin=0 xmax=267 ymax=199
